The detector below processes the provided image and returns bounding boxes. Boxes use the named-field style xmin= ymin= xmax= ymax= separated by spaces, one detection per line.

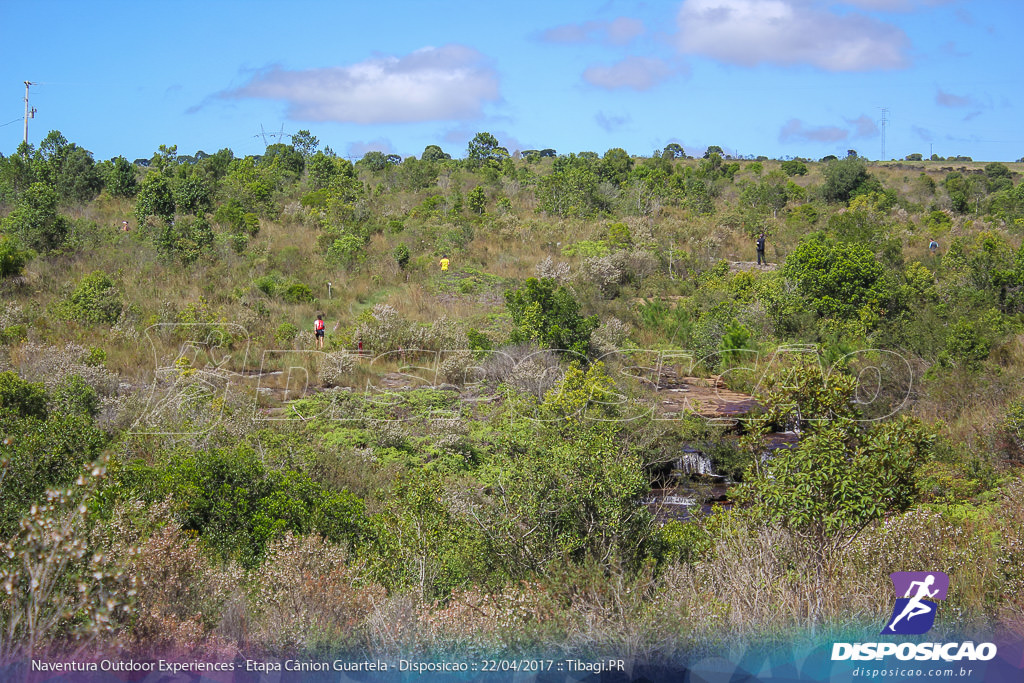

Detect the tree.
xmin=172 ymin=170 xmax=212 ymax=215
xmin=261 ymin=143 xmax=305 ymax=177
xmin=392 ymin=244 xmax=410 ymax=270
xmin=468 ymin=186 xmax=486 ymax=214
xmin=538 ymin=157 xmax=603 ymax=218
xmin=421 ymin=145 xmax=451 ymax=162
xmin=198 ymin=147 xmax=234 ymax=180
xmin=149 ymin=144 xmax=178 ymax=175
xmin=984 ymin=162 xmax=1013 ymax=193
xmin=34 ymin=131 xmax=103 ymax=203
xmin=782 ymin=232 xmax=891 ymax=320
xmin=222 ymin=156 xmax=282 ymax=216
xmin=1 ymin=182 xmax=70 ymax=252
xmin=290 ymin=129 xmax=319 ymax=159
xmin=662 ymin=143 xmax=685 ymax=159
xmin=505 ymin=277 xmax=599 ymax=357
xmin=740 ymin=170 xmax=788 ymax=217
xmin=356 ymin=151 xmax=394 ymax=173
xmin=598 ymin=148 xmax=634 ymax=186
xmin=780 ymin=159 xmax=808 ymax=176
xmin=103 ymin=156 xmax=138 ymax=197
xmin=704 ymin=145 xmax=724 ymax=159
xmin=0 ymin=146 xmax=37 ymax=201
xmin=905 ymin=153 xmax=923 ymax=161
xmin=820 ymin=156 xmax=876 ymax=203
xmin=59 ymin=271 xmax=123 ymax=324
xmin=467 ymin=426 xmax=653 ymax=575
xmin=467 ymin=132 xmax=508 ymax=163
xmin=134 ymin=172 xmax=176 ymax=225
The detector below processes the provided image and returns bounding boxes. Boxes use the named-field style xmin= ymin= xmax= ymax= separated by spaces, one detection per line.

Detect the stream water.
xmin=646 ymin=483 xmax=733 ymax=522
xmin=645 ymin=432 xmax=798 ymax=522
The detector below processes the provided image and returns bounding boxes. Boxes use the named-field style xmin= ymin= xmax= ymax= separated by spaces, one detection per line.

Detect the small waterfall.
xmin=678 ymin=447 xmax=714 ymax=476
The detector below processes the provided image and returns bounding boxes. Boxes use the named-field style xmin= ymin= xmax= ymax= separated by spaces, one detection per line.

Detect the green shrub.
xmin=505 ymin=277 xmax=598 ymax=357
xmin=326 ymin=233 xmax=365 ymax=264
xmin=229 ymin=233 xmax=248 ymax=253
xmin=562 ymin=240 xmax=610 ymax=258
xmin=282 ymin=282 xmax=314 ymax=303
xmin=821 ymin=156 xmax=878 ymax=204
xmin=0 ymin=371 xmax=48 ymax=419
xmin=50 ymin=373 xmax=100 ymax=418
xmin=393 ymin=243 xmax=410 ymax=270
xmin=924 ymin=209 xmax=952 ymax=232
xmin=85 ymin=346 xmax=106 ymax=366
xmin=0 ymin=324 xmax=28 ymax=345
xmin=155 ymin=214 xmax=214 ymax=265
xmin=134 ymin=172 xmax=175 ymax=225
xmin=0 ymin=234 xmax=32 ymax=278
xmin=118 ymin=445 xmax=368 ymax=567
xmin=254 ymin=273 xmax=282 ymax=297
xmin=2 ymin=182 xmax=70 ymax=252
xmin=60 ymin=270 xmax=123 ymax=324
xmin=0 ymin=408 xmax=107 ymax=536
xmin=780 ymin=159 xmax=808 ymax=176
xmin=782 ymin=232 xmax=891 ymax=320
xmin=607 ymin=222 xmax=632 ymax=248
xmin=275 ymin=322 xmax=299 ymax=345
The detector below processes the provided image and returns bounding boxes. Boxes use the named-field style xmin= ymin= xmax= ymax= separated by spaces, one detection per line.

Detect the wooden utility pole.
xmin=23 ymin=81 xmax=37 ymax=147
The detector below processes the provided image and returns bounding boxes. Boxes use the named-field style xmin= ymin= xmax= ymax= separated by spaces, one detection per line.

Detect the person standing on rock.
xmin=756 ymin=232 xmax=767 ymax=266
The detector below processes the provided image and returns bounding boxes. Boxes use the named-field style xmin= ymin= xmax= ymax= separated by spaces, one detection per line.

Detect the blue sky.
xmin=1 ymin=0 xmax=1020 ymax=163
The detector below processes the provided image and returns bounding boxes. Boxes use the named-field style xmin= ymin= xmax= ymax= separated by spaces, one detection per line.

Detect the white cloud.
xmin=676 ymin=0 xmax=910 ymax=71
xmin=347 ymin=139 xmax=395 ymax=158
xmin=583 ymin=57 xmax=675 ymax=90
xmin=847 ymin=114 xmax=879 ymax=138
xmin=837 ymin=0 xmax=953 ymax=10
xmin=219 ymin=45 xmax=499 ymax=124
xmin=912 ymin=125 xmax=934 ymax=142
xmin=541 ymin=17 xmax=645 ymax=45
xmin=936 ymin=88 xmax=976 ymax=108
xmin=779 ymin=118 xmax=848 ymax=143
xmin=596 ymin=111 xmax=631 ymax=132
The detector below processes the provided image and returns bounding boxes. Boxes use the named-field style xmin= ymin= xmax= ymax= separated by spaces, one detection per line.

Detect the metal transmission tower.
xmin=23 ymin=81 xmax=37 ymax=146
xmin=255 ymin=123 xmax=290 ymax=148
xmin=880 ymin=107 xmax=889 ymax=160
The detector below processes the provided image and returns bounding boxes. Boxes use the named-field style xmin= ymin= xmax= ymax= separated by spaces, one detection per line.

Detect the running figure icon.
xmin=882 ymin=571 xmax=949 ymax=635
xmin=886 ymin=575 xmax=939 ymax=632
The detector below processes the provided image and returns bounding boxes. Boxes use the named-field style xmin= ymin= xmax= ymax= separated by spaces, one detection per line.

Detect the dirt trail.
xmin=728 ymin=260 xmax=779 ymax=273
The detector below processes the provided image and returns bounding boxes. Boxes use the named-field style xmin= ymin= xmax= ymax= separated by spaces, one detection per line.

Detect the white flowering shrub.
xmin=353 ymin=304 xmax=408 ymax=352
xmin=0 ymin=464 xmax=135 ymax=660
xmin=480 ymin=345 xmax=563 ymax=398
xmin=248 ymin=533 xmax=384 ymax=654
xmin=103 ymin=501 xmax=241 ymax=657
xmin=591 ymin=317 xmax=630 ymax=354
xmin=535 ymin=256 xmax=570 ymax=283
xmin=581 ymin=255 xmax=623 ymax=298
xmin=319 ymin=351 xmax=356 ymax=386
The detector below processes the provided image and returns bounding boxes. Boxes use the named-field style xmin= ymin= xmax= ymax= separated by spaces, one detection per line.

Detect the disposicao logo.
xmin=883 ymin=571 xmax=948 ymax=635
xmin=831 ymin=570 xmax=998 ymax=662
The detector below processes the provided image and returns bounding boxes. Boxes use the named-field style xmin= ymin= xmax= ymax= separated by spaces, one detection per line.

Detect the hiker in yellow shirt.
xmin=439 ymin=256 xmax=450 ymax=272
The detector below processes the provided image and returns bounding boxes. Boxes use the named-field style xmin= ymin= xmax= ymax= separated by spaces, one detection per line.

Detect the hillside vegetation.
xmin=1 ymin=131 xmax=1023 ymax=660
